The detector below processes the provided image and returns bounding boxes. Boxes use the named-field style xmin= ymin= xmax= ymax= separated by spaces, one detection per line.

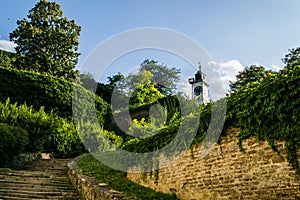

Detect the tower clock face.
xmin=194 ymin=85 xmax=203 ymax=96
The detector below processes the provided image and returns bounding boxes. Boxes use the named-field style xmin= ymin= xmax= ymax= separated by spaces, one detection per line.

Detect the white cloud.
xmin=208 ymin=60 xmax=245 ymax=93
xmin=207 ymin=60 xmax=244 ymax=100
xmin=218 ymin=60 xmax=245 ymax=83
xmin=0 ymin=40 xmax=16 ymax=52
xmin=268 ymin=65 xmax=282 ymax=72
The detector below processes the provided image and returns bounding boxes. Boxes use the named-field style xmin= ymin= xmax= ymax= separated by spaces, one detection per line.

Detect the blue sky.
xmin=0 ymin=0 xmax=299 ymax=98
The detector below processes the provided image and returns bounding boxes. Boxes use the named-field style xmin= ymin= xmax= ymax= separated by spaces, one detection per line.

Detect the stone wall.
xmin=127 ymin=128 xmax=300 ymax=200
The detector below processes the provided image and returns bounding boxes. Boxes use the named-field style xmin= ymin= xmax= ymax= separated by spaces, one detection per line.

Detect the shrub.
xmin=0 ymin=123 xmax=29 ymax=167
xmin=0 ymin=98 xmax=85 ymax=158
xmin=76 ymin=119 xmax=123 ymax=153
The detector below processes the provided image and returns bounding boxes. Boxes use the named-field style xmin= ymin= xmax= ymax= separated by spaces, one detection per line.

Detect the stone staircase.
xmin=0 ymin=158 xmax=81 ymax=199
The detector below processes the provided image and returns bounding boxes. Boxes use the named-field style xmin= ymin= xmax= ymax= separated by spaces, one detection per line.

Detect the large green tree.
xmin=139 ymin=60 xmax=181 ymax=92
xmin=112 ymin=60 xmax=181 ymax=106
xmin=10 ymin=0 xmax=81 ymax=81
xmin=229 ymin=65 xmax=271 ymax=93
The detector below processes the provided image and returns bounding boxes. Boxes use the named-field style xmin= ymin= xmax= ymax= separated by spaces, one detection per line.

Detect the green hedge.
xmin=0 ymin=99 xmax=85 ymax=158
xmin=0 ymin=66 xmax=110 ymax=127
xmin=0 ymin=123 xmax=29 ymax=167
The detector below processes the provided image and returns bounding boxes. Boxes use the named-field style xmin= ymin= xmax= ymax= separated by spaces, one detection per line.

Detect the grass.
xmin=78 ymin=154 xmax=178 ymax=200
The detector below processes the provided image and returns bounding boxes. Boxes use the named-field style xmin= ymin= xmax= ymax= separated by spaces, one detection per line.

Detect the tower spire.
xmin=198 ymin=61 xmax=202 ymax=71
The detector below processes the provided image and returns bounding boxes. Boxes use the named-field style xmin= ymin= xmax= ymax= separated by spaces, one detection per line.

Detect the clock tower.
xmin=189 ymin=63 xmax=210 ymax=104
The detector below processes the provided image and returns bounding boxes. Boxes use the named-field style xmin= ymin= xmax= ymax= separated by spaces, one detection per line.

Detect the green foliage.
xmin=139 ymin=60 xmax=181 ymax=91
xmin=130 ymin=83 xmax=163 ymax=107
xmin=282 ymin=47 xmax=300 ymax=69
xmin=110 ymin=70 xmax=164 ymax=112
xmin=122 ymin=123 xmax=179 ymax=153
xmin=116 ymin=70 xmax=154 ymax=95
xmin=0 ymin=98 xmax=85 ymax=158
xmin=228 ymin=64 xmax=300 ymax=174
xmin=128 ymin=104 xmax=166 ymax=139
xmin=121 ymin=96 xmax=199 ymax=161
xmin=79 ymin=72 xmax=97 ymax=92
xmin=127 ymin=70 xmax=162 ymax=106
xmin=76 ymin=120 xmax=123 ymax=153
xmin=96 ymin=73 xmax=124 ymax=103
xmin=0 ymin=123 xmax=29 ymax=167
xmin=128 ymin=118 xmax=155 ymax=138
xmin=128 ymin=70 xmax=154 ymax=90
xmin=229 ymin=65 xmax=271 ymax=93
xmin=0 ymin=67 xmax=110 ymax=127
xmin=112 ymin=60 xmax=181 ymax=109
xmin=78 ymin=154 xmax=178 ymax=200
xmin=192 ymin=103 xmax=212 ymax=144
xmin=43 ymin=118 xmax=84 ymax=158
xmin=0 ymin=49 xmax=16 ymax=68
xmin=9 ymin=0 xmax=81 ymax=81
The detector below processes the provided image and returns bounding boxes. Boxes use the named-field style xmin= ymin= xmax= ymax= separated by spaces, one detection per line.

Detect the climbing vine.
xmin=228 ymin=65 xmax=300 ymax=174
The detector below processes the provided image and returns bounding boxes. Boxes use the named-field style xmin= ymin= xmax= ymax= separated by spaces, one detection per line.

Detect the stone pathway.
xmin=0 ymin=158 xmax=81 ymax=199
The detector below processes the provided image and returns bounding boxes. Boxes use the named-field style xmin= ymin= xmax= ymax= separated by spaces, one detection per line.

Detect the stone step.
xmin=0 ymin=185 xmax=76 ymax=193
xmin=0 ymin=179 xmax=73 ymax=187
xmin=0 ymin=196 xmax=49 ymax=200
xmin=22 ymin=166 xmax=67 ymax=172
xmin=0 ymin=189 xmax=78 ymax=197
xmin=0 ymin=193 xmax=78 ymax=200
xmin=0 ymin=196 xmax=78 ymax=200
xmin=0 ymin=169 xmax=66 ymax=176
xmin=0 ymin=174 xmax=70 ymax=182
xmin=0 ymin=171 xmax=50 ymax=177
xmin=25 ymin=159 xmax=70 ymax=166
xmin=0 ymin=158 xmax=80 ymax=199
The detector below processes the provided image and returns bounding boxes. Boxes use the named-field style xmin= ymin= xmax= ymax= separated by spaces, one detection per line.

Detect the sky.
xmin=0 ymin=0 xmax=299 ymax=99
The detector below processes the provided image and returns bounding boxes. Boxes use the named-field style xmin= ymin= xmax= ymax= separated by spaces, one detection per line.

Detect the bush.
xmin=0 ymin=123 xmax=29 ymax=167
xmin=0 ymin=98 xmax=85 ymax=158
xmin=76 ymin=119 xmax=123 ymax=153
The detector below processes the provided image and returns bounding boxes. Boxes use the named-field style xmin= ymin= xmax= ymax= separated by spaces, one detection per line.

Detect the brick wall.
xmin=127 ymin=127 xmax=300 ymax=199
